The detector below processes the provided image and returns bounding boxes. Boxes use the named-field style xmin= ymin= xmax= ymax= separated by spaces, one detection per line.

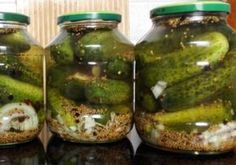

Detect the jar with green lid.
xmin=135 ymin=1 xmax=236 ymax=154
xmin=46 ymin=12 xmax=134 ymax=143
xmin=0 ymin=12 xmax=44 ymax=145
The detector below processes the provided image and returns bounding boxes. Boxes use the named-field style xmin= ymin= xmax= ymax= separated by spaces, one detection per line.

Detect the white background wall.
xmin=0 ymin=0 xmax=16 ymax=12
xmin=0 ymin=0 xmax=192 ymax=43
xmin=129 ymin=0 xmax=195 ymax=43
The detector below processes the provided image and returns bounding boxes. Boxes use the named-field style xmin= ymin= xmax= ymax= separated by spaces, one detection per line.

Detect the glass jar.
xmin=135 ymin=1 xmax=236 ymax=154
xmin=0 ymin=12 xmax=44 ymax=145
xmin=46 ymin=12 xmax=134 ymax=143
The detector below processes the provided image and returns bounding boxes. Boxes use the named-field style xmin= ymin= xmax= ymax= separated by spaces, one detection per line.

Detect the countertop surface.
xmin=1 ymin=131 xmax=236 ymax=165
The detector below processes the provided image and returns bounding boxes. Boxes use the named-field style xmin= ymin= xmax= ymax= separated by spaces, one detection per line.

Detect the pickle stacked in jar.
xmin=135 ymin=10 xmax=236 ymax=153
xmin=46 ymin=14 xmax=134 ymax=143
xmin=0 ymin=26 xmax=44 ymax=144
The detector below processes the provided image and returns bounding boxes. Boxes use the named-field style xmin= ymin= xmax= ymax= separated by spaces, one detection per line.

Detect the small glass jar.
xmin=46 ymin=12 xmax=134 ymax=143
xmin=135 ymin=1 xmax=236 ymax=154
xmin=0 ymin=12 xmax=44 ymax=145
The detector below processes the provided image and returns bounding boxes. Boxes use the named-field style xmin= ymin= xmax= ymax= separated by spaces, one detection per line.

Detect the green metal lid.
xmin=0 ymin=12 xmax=30 ymax=24
xmin=58 ymin=11 xmax=122 ymax=24
xmin=151 ymin=1 xmax=230 ymax=18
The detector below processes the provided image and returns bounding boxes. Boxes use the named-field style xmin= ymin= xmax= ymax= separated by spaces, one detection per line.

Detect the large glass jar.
xmin=46 ymin=12 xmax=134 ymax=143
xmin=135 ymin=1 xmax=236 ymax=154
xmin=0 ymin=12 xmax=44 ymax=145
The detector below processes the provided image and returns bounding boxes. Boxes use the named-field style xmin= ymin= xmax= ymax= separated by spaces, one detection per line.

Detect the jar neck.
xmin=60 ymin=20 xmax=119 ymax=32
xmin=152 ymin=12 xmax=228 ymax=28
xmin=0 ymin=21 xmax=27 ymax=29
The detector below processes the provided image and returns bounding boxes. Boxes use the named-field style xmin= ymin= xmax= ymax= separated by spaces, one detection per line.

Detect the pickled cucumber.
xmin=48 ymin=89 xmax=76 ymax=127
xmin=0 ymin=30 xmax=30 ymax=53
xmin=135 ymin=25 xmax=204 ymax=66
xmin=48 ymin=90 xmax=131 ymax=126
xmin=18 ymin=45 xmax=43 ymax=75
xmin=0 ymin=74 xmax=43 ymax=104
xmin=106 ymin=57 xmax=132 ymax=80
xmin=142 ymin=32 xmax=229 ymax=88
xmin=48 ymin=64 xmax=101 ymax=101
xmin=75 ymin=29 xmax=134 ymax=62
xmin=85 ymin=79 xmax=131 ymax=104
xmin=140 ymin=92 xmax=160 ymax=112
xmin=154 ymin=101 xmax=233 ymax=132
xmin=136 ymin=37 xmax=182 ymax=66
xmin=61 ymin=79 xmax=86 ymax=101
xmin=162 ymin=50 xmax=236 ymax=110
xmin=50 ymin=36 xmax=74 ymax=65
xmin=0 ymin=55 xmax=42 ymax=86
xmin=47 ymin=65 xmax=78 ymax=88
xmin=61 ymin=69 xmax=97 ymax=101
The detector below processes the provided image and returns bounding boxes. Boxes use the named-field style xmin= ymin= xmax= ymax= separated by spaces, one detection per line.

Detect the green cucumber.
xmin=47 ymin=65 xmax=78 ymax=88
xmin=48 ymin=90 xmax=131 ymax=126
xmin=85 ymin=79 xmax=131 ymax=105
xmin=140 ymin=92 xmax=159 ymax=113
xmin=48 ymin=65 xmax=100 ymax=101
xmin=0 ymin=74 xmax=43 ymax=104
xmin=50 ymin=35 xmax=74 ymax=65
xmin=18 ymin=45 xmax=43 ymax=75
xmin=61 ymin=79 xmax=86 ymax=101
xmin=154 ymin=101 xmax=233 ymax=132
xmin=0 ymin=30 xmax=30 ymax=53
xmin=75 ymin=29 xmax=134 ymax=62
xmin=0 ymin=55 xmax=42 ymax=86
xmin=135 ymin=25 xmax=203 ymax=66
xmin=48 ymin=89 xmax=76 ymax=127
xmin=142 ymin=32 xmax=229 ymax=88
xmin=106 ymin=57 xmax=132 ymax=80
xmin=162 ymin=50 xmax=236 ymax=110
xmin=61 ymin=69 xmax=97 ymax=101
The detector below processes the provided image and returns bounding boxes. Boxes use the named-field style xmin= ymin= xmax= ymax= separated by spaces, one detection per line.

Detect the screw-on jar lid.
xmin=57 ymin=11 xmax=122 ymax=24
xmin=150 ymin=1 xmax=230 ymax=18
xmin=0 ymin=12 xmax=30 ymax=24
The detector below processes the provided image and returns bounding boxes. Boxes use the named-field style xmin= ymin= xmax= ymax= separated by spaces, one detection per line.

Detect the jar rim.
xmin=0 ymin=12 xmax=30 ymax=25
xmin=57 ymin=11 xmax=121 ymax=25
xmin=150 ymin=1 xmax=230 ymax=18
